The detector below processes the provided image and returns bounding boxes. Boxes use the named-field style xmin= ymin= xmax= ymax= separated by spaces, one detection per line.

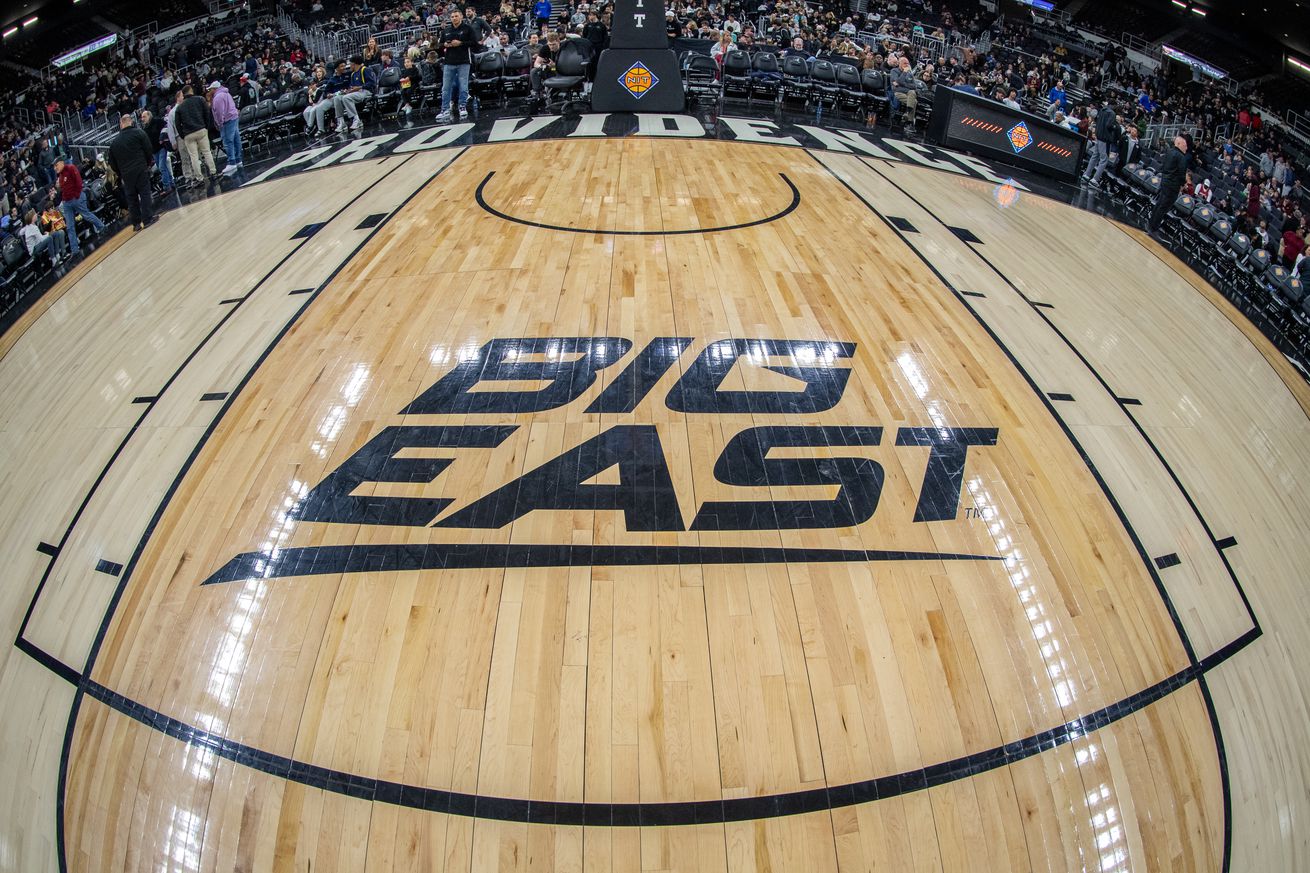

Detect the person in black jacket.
xmin=107 ymin=114 xmax=156 ymax=230
xmin=173 ymin=85 xmax=218 ymax=186
xmin=1147 ymin=134 xmax=1190 ymax=236
xmin=1082 ymin=100 xmax=1119 ymax=188
xmin=140 ymin=109 xmax=173 ymax=192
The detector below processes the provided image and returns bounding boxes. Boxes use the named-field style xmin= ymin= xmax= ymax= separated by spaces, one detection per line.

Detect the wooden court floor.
xmin=1 ymin=136 xmax=1307 ymax=872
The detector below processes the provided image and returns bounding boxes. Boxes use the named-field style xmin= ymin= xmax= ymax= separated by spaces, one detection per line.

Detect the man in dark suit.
xmin=1147 ymin=133 xmax=1190 ymax=237
xmin=108 ymin=113 xmax=157 ymax=231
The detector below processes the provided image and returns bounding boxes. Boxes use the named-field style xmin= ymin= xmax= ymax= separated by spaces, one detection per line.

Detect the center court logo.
xmin=620 ymin=62 xmax=658 ymax=98
xmin=201 ymin=337 xmax=1001 ymax=585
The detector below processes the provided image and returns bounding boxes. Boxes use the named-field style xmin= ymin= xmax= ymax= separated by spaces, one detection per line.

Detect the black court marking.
xmin=218 ymin=296 xmax=245 ymax=305
xmin=961 ymin=290 xmax=986 ymax=298
xmin=290 ymin=221 xmax=326 ymax=240
xmin=199 ymin=392 xmax=228 ymax=402
xmin=857 ymin=155 xmax=1260 ymax=873
xmin=130 ymin=396 xmax=155 ymax=405
xmin=55 ymin=151 xmax=460 ymax=873
xmin=1155 ymin=553 xmax=1182 ymax=570
xmin=1047 ymin=392 xmax=1075 ymax=402
xmin=355 ymin=212 xmax=387 ymax=229
xmin=16 ymin=638 xmax=80 ymax=685
xmin=1031 ymin=300 xmax=1056 ymax=309
xmin=288 ymin=287 xmax=313 ymax=295
xmin=476 ymin=170 xmax=801 ymax=235
xmin=1215 ymin=536 xmax=1238 ymax=550
xmin=200 ymin=543 xmax=1003 ymax=586
xmin=949 ymin=226 xmax=983 ymax=244
xmin=44 ymin=148 xmax=1256 ymax=854
xmin=94 ymin=560 xmax=122 ymax=577
xmin=37 ymin=541 xmax=59 ymax=557
xmin=1118 ymin=397 xmax=1143 ymax=406
xmin=78 ymin=645 xmax=1235 ymax=826
xmin=887 ymin=215 xmax=917 ymax=232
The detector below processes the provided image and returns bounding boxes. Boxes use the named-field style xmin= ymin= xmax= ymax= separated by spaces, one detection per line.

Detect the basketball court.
xmin=2 ymin=135 xmax=1307 ymax=871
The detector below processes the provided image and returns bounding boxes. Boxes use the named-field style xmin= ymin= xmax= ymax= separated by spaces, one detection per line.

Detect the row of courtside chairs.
xmin=1111 ymin=161 xmax=1307 ymax=336
xmin=712 ymin=52 xmax=893 ymax=119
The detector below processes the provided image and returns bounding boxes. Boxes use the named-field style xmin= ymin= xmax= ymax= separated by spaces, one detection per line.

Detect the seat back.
xmin=238 ymin=104 xmax=257 ymax=124
xmin=1208 ymin=216 xmax=1233 ymax=241
xmin=1249 ymin=248 xmax=1271 ymax=270
xmin=836 ymin=64 xmax=861 ymax=89
xmin=687 ymin=54 xmax=718 ymax=77
xmin=2 ymin=236 xmax=22 ymax=267
xmin=476 ymin=52 xmax=505 ymax=75
xmin=556 ymin=39 xmax=588 ymax=76
xmin=724 ymin=50 xmax=751 ymax=77
xmin=255 ymin=99 xmax=274 ymax=121
xmin=752 ymin=52 xmax=779 ymax=74
xmin=1228 ymin=233 xmax=1251 ymax=256
xmin=504 ymin=47 xmax=532 ymax=73
xmin=1174 ymin=194 xmax=1195 ymax=215
xmin=811 ymin=60 xmax=837 ymax=84
xmin=861 ymin=69 xmax=885 ymax=93
xmin=274 ymin=92 xmax=296 ymax=113
xmin=1191 ymin=204 xmax=1215 ymax=229
xmin=378 ymin=67 xmax=402 ymax=90
xmin=781 ymin=56 xmax=809 ymax=78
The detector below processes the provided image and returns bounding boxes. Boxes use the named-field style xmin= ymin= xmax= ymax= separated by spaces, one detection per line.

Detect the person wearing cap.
xmin=1147 ymin=133 xmax=1190 ymax=238
xmin=54 ymin=156 xmax=104 ymax=257
xmin=208 ymin=80 xmax=243 ymax=176
xmin=107 ymin=113 xmax=156 ymax=231
xmin=332 ymin=55 xmax=377 ymax=134
xmin=1196 ymin=177 xmax=1213 ymax=203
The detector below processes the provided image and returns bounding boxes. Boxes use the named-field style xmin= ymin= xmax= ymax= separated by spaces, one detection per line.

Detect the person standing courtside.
xmin=140 ymin=109 xmax=174 ymax=193
xmin=208 ymin=80 xmax=243 ymax=175
xmin=107 ymin=114 xmax=157 ymax=231
xmin=174 ymin=84 xmax=218 ymax=188
xmin=1147 ymin=133 xmax=1190 ymax=238
xmin=1082 ymin=100 xmax=1119 ymax=189
xmin=436 ymin=8 xmax=477 ymax=124
xmin=54 ymin=157 xmax=104 ymax=258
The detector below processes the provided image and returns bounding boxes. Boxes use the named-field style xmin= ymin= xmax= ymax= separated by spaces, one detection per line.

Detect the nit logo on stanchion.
xmin=620 ymin=62 xmax=658 ymax=99
xmin=1007 ymin=121 xmax=1032 ymax=153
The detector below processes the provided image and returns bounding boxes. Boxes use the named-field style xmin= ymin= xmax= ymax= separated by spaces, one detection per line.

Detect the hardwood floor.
xmin=2 ymin=136 xmax=1304 ymax=871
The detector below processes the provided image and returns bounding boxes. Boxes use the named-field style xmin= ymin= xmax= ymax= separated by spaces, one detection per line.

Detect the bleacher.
xmin=1165 ymin=30 xmax=1272 ymax=82
xmin=1072 ymin=0 xmax=1177 ymax=42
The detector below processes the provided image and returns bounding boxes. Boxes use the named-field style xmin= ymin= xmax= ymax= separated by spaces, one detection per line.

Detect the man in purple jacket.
xmin=207 ymin=80 xmax=243 ymax=176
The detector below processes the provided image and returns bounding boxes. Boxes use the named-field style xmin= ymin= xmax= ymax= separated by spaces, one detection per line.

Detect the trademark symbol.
xmin=965 ymin=506 xmax=985 ymax=519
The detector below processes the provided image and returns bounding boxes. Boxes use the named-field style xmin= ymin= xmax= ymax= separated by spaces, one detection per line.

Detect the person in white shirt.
xmin=19 ymin=209 xmax=67 ymax=263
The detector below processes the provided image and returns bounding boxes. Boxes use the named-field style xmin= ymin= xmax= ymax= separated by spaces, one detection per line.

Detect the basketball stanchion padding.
xmin=590 ymin=0 xmax=685 ymax=112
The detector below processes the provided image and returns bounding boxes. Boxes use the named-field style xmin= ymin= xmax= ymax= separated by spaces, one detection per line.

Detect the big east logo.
xmin=203 ymin=337 xmax=1001 ymax=585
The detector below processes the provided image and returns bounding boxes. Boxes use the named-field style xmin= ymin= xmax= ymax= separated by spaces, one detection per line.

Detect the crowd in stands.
xmin=4 ymin=0 xmax=1310 ymax=299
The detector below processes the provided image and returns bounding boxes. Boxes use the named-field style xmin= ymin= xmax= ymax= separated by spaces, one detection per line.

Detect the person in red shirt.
xmin=54 ymin=157 xmax=105 ymax=258
xmin=1282 ymin=224 xmax=1305 ymax=267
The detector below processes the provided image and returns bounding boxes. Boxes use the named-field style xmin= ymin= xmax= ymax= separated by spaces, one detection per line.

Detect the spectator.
xmin=1148 ymin=134 xmax=1189 ymax=237
xmin=1082 ymin=100 xmax=1118 ymax=189
xmin=207 ymin=80 xmax=243 ymax=175
xmin=140 ymin=109 xmax=174 ymax=193
xmin=437 ymin=9 xmax=477 ymax=124
xmin=19 ymin=207 xmax=66 ymax=263
xmin=173 ymin=85 xmax=218 ymax=187
xmin=532 ymin=0 xmax=552 ymax=31
xmin=54 ymin=158 xmax=105 ymax=258
xmin=331 ymin=55 xmax=377 ymax=134
xmin=107 ymin=113 xmax=157 ymax=231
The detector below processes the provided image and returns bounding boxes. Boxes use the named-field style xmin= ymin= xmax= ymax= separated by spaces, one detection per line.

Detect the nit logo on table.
xmin=202 ymin=337 xmax=1002 ymax=586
